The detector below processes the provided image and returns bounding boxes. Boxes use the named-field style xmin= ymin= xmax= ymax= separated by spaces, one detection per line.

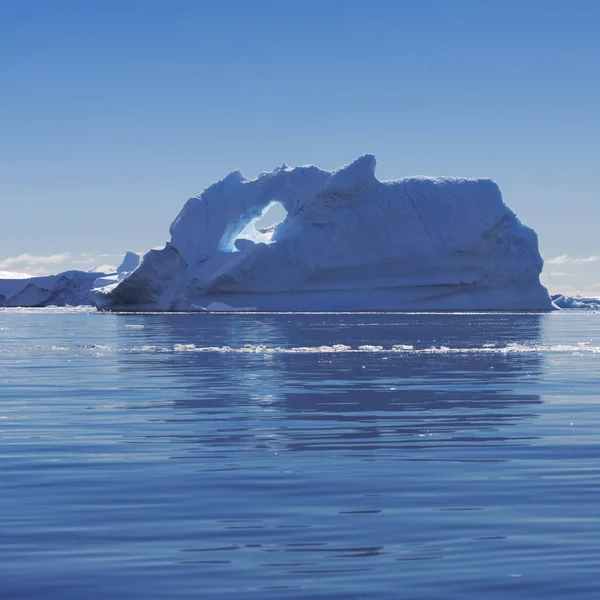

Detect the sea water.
xmin=1 ymin=310 xmax=599 ymax=599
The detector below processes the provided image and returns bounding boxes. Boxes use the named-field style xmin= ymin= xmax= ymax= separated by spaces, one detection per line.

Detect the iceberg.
xmin=0 ymin=252 xmax=141 ymax=308
xmin=95 ymin=155 xmax=552 ymax=311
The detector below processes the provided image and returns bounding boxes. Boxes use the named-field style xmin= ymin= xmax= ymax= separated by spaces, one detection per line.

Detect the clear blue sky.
xmin=1 ymin=0 xmax=599 ymax=292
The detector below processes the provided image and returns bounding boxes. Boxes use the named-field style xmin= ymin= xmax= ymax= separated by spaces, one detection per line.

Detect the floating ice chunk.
xmin=552 ymin=294 xmax=600 ymax=310
xmin=174 ymin=344 xmax=197 ymax=352
xmin=191 ymin=301 xmax=258 ymax=312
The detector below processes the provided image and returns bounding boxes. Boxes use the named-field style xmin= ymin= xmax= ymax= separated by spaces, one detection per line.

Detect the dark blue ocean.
xmin=1 ymin=309 xmax=600 ymax=599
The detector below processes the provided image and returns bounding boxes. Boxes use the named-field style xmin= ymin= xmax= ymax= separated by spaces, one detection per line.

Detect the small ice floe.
xmin=191 ymin=302 xmax=257 ymax=312
xmin=552 ymin=294 xmax=600 ymax=310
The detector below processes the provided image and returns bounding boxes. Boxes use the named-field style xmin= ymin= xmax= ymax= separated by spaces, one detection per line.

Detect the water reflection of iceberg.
xmin=116 ymin=313 xmax=544 ymax=454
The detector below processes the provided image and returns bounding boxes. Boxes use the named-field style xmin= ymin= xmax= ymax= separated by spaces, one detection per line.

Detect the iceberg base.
xmin=101 ymin=280 xmax=552 ymax=312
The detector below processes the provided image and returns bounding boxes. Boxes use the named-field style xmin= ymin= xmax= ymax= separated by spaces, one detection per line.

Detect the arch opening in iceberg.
xmin=223 ymin=201 xmax=288 ymax=252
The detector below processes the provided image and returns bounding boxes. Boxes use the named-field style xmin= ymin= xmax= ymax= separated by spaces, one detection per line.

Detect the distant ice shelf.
xmin=0 ymin=271 xmax=31 ymax=279
xmin=0 ymin=252 xmax=140 ymax=308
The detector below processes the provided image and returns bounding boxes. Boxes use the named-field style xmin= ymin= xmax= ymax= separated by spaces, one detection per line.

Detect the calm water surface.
xmin=1 ymin=310 xmax=600 ymax=599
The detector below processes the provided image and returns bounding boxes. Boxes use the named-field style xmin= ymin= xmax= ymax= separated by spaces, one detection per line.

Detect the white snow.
xmin=96 ymin=155 xmax=552 ymax=311
xmin=0 ymin=271 xmax=31 ymax=279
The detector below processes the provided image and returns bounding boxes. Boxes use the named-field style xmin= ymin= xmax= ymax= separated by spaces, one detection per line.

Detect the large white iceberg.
xmin=96 ymin=155 xmax=551 ymax=311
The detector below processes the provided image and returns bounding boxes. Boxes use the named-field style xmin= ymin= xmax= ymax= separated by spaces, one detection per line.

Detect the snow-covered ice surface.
xmin=0 ymin=270 xmax=106 ymax=308
xmin=0 ymin=271 xmax=31 ymax=279
xmin=0 ymin=252 xmax=141 ymax=308
xmin=96 ymin=155 xmax=552 ymax=312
